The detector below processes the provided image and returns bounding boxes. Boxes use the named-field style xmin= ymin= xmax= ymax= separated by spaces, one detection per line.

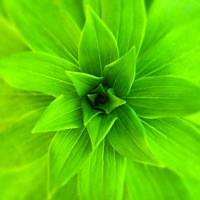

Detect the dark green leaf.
xmin=86 ymin=113 xmax=117 ymax=148
xmin=104 ymin=46 xmax=136 ymax=97
xmin=82 ymin=99 xmax=101 ymax=126
xmin=108 ymin=104 xmax=162 ymax=165
xmin=33 ymin=93 xmax=82 ymax=133
xmin=0 ymin=52 xmax=79 ymax=97
xmin=126 ymin=76 xmax=200 ymax=118
xmin=66 ymin=71 xmax=103 ymax=97
xmin=79 ymin=6 xmax=118 ymax=76
xmin=95 ymin=89 xmax=126 ymax=114
xmin=4 ymin=0 xmax=81 ymax=63
xmin=49 ymin=128 xmax=92 ymax=194
xmin=143 ymin=118 xmax=200 ymax=180
xmin=78 ymin=141 xmax=126 ymax=200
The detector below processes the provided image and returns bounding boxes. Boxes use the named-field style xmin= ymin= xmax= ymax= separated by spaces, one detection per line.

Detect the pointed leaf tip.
xmin=104 ymin=46 xmax=136 ymax=97
xmin=66 ymin=71 xmax=104 ymax=97
xmin=32 ymin=93 xmax=82 ymax=133
xmin=49 ymin=128 xmax=92 ymax=192
xmin=79 ymin=6 xmax=118 ymax=76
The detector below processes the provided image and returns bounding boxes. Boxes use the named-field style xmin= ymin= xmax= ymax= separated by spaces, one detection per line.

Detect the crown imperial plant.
xmin=0 ymin=0 xmax=200 ymax=199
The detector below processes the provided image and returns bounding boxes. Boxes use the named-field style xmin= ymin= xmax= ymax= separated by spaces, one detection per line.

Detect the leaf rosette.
xmin=0 ymin=0 xmax=200 ymax=199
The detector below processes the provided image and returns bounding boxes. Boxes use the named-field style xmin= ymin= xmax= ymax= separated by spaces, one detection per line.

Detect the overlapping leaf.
xmin=51 ymin=175 xmax=80 ymax=200
xmin=66 ymin=71 xmax=103 ymax=97
xmin=86 ymin=113 xmax=117 ymax=148
xmin=108 ymin=105 xmax=161 ymax=165
xmin=82 ymin=99 xmax=101 ymax=126
xmin=0 ymin=52 xmax=79 ymax=97
xmin=49 ymin=128 xmax=92 ymax=193
xmin=4 ymin=0 xmax=81 ymax=64
xmin=0 ymin=16 xmax=28 ymax=57
xmin=78 ymin=141 xmax=125 ymax=200
xmin=0 ymin=108 xmax=55 ymax=170
xmin=137 ymin=20 xmax=200 ymax=79
xmin=55 ymin=0 xmax=85 ymax=29
xmin=104 ymin=46 xmax=136 ymax=97
xmin=140 ymin=0 xmax=200 ymax=55
xmin=125 ymin=161 xmax=190 ymax=200
xmin=33 ymin=93 xmax=82 ymax=133
xmin=0 ymin=78 xmax=53 ymax=124
xmin=79 ymin=6 xmax=118 ymax=76
xmin=143 ymin=118 xmax=200 ymax=180
xmin=84 ymin=0 xmax=146 ymax=56
xmin=126 ymin=76 xmax=200 ymax=118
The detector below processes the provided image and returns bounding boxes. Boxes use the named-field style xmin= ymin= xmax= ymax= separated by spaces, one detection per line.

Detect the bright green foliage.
xmin=33 ymin=93 xmax=82 ymax=133
xmin=86 ymin=113 xmax=117 ymax=148
xmin=0 ymin=52 xmax=79 ymax=97
xmin=66 ymin=71 xmax=104 ymax=97
xmin=79 ymin=141 xmax=126 ymax=200
xmin=143 ymin=118 xmax=200 ymax=179
xmin=125 ymin=161 xmax=190 ymax=200
xmin=108 ymin=105 xmax=161 ymax=165
xmin=4 ymin=0 xmax=81 ymax=64
xmin=79 ymin=6 xmax=118 ymax=76
xmin=49 ymin=128 xmax=92 ymax=193
xmin=0 ymin=16 xmax=28 ymax=56
xmin=0 ymin=0 xmax=200 ymax=200
xmin=126 ymin=76 xmax=200 ymax=118
xmin=104 ymin=46 xmax=136 ymax=97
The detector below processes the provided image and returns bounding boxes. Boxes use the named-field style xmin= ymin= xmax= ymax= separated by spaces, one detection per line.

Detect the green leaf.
xmin=137 ymin=20 xmax=200 ymax=79
xmin=108 ymin=104 xmax=161 ymax=165
xmin=51 ymin=175 xmax=80 ymax=200
xmin=0 ymin=78 xmax=54 ymax=123
xmin=185 ymin=177 xmax=200 ymax=199
xmin=55 ymin=0 xmax=85 ymax=29
xmin=4 ymin=0 xmax=81 ymax=64
xmin=82 ymin=99 xmax=101 ymax=126
xmin=0 ymin=156 xmax=48 ymax=200
xmin=66 ymin=71 xmax=104 ymax=97
xmin=104 ymin=46 xmax=136 ymax=97
xmin=78 ymin=140 xmax=126 ymax=200
xmin=79 ymin=6 xmax=118 ymax=77
xmin=49 ymin=128 xmax=92 ymax=194
xmin=96 ymin=89 xmax=126 ymax=114
xmin=126 ymin=76 xmax=200 ymax=118
xmin=33 ymin=93 xmax=82 ymax=133
xmin=83 ymin=0 xmax=102 ymax=17
xmin=102 ymin=0 xmax=146 ymax=56
xmin=84 ymin=0 xmax=146 ymax=56
xmin=140 ymin=0 xmax=200 ymax=56
xmin=0 ymin=108 xmax=55 ymax=170
xmin=143 ymin=118 xmax=200 ymax=180
xmin=86 ymin=113 xmax=117 ymax=148
xmin=125 ymin=161 xmax=190 ymax=200
xmin=0 ymin=16 xmax=28 ymax=57
xmin=0 ymin=52 xmax=79 ymax=97
xmin=186 ymin=112 xmax=200 ymax=127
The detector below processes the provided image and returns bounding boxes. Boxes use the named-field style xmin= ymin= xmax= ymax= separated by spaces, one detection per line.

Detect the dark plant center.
xmin=94 ymin=94 xmax=108 ymax=106
xmin=86 ymin=84 xmax=126 ymax=114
